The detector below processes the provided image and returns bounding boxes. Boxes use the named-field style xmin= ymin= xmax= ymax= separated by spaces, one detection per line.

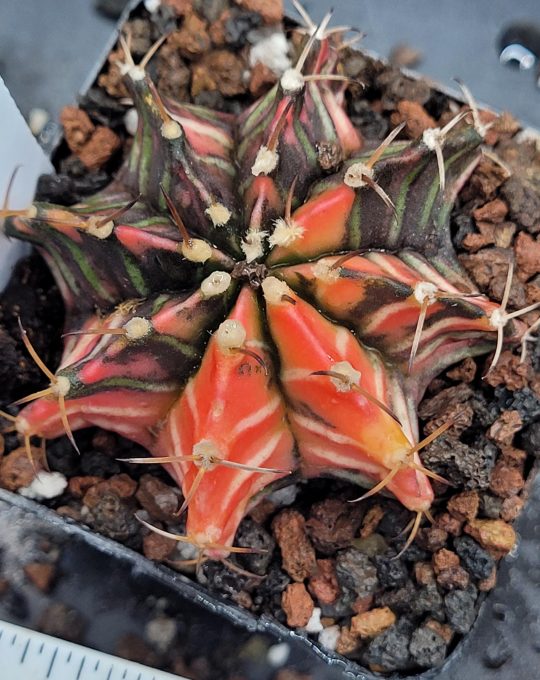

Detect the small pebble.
xmin=318 ymin=624 xmax=340 ymax=652
xmin=267 ymin=642 xmax=290 ymax=668
xmin=19 ymin=471 xmax=67 ymax=500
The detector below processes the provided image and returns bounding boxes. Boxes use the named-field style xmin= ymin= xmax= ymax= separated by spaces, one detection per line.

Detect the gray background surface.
xmin=0 ymin=0 xmax=539 ymax=128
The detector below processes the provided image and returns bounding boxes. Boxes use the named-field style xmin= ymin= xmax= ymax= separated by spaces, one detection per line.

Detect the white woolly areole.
xmin=192 ymin=439 xmax=220 ymax=470
xmin=241 ymin=229 xmax=267 ymax=262
xmin=268 ymin=218 xmax=305 ymax=248
xmin=330 ymin=360 xmax=361 ymax=392
xmin=127 ymin=65 xmax=146 ymax=81
xmin=19 ymin=471 xmax=68 ymax=500
xmin=26 ymin=205 xmax=38 ymax=219
xmin=124 ymin=107 xmax=139 ymax=136
xmin=205 ymin=203 xmax=231 ymax=227
xmin=261 ymin=276 xmax=291 ymax=305
xmin=280 ymin=68 xmax=305 ymax=94
xmin=344 ymin=162 xmax=373 ymax=188
xmin=123 ymin=316 xmax=152 ymax=340
xmin=181 ymin=238 xmax=212 ymax=263
xmin=161 ymin=120 xmax=182 ymax=140
xmin=15 ymin=416 xmax=31 ymax=435
xmin=489 ymin=308 xmax=508 ymax=329
xmin=215 ymin=319 xmax=246 ymax=350
xmin=312 ymin=259 xmax=341 ymax=282
xmin=252 ymin=146 xmax=279 ymax=176
xmin=51 ymin=375 xmax=71 ymax=398
xmin=422 ymin=127 xmax=443 ymax=150
xmin=201 ymin=271 xmax=232 ymax=298
xmin=87 ymin=218 xmax=114 ymax=239
xmin=413 ymin=281 xmax=438 ymax=304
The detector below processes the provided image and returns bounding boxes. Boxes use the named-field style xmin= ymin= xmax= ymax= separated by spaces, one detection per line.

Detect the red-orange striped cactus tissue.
xmin=4 ymin=15 xmax=532 ymax=560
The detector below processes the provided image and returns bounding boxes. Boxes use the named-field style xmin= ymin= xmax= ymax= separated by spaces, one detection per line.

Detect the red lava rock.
xmin=24 ymin=562 xmax=56 ymax=592
xmin=489 ymin=462 xmax=525 ymax=499
xmin=360 ymin=505 xmax=385 ymax=538
xmin=473 ymin=199 xmax=508 ymax=224
xmin=390 ymin=100 xmax=436 ymax=138
xmin=171 ymin=14 xmax=211 ymax=60
xmin=143 ymin=532 xmax=177 ymax=561
xmin=83 ymin=474 xmax=137 ymax=507
xmin=414 ymin=562 xmax=436 ymax=585
xmin=249 ymin=62 xmax=277 ymax=98
xmin=68 ymin=475 xmax=102 ymax=498
xmin=418 ymin=527 xmax=448 ymax=553
xmin=446 ymin=357 xmax=477 ymax=383
xmin=235 ymin=0 xmax=283 ymax=23
xmin=191 ymin=50 xmax=246 ymax=97
xmin=350 ymin=607 xmax=396 ymax=638
xmin=0 ymin=447 xmax=42 ymax=491
xmin=306 ymin=498 xmax=363 ymax=554
xmin=274 ymin=671 xmax=312 ymax=680
xmin=462 ymin=222 xmax=497 ymax=252
xmin=484 ymin=351 xmax=533 ymax=391
xmin=462 ymin=158 xmax=510 ymax=201
xmin=272 ymin=509 xmax=317 ymax=582
xmin=447 ymin=490 xmax=480 ymax=522
xmin=281 ymin=582 xmax=314 ymax=628
xmin=135 ymin=474 xmax=180 ymax=521
xmin=459 ymin=248 xmax=527 ymax=308
xmin=500 ymin=495 xmax=525 ymax=522
xmin=501 ymin=446 xmax=527 ymax=468
xmin=465 ymin=518 xmax=516 ymax=556
xmin=78 ymin=126 xmax=121 ymax=170
xmin=435 ymin=512 xmax=462 ymax=536
xmin=336 ymin=626 xmax=360 ymax=655
xmin=60 ymin=106 xmax=95 ymax=153
xmin=488 ymin=410 xmax=523 ymax=447
xmin=436 ymin=565 xmax=470 ymax=590
xmin=352 ymin=594 xmax=375 ymax=614
xmin=515 ymin=231 xmax=540 ymax=281
xmin=432 ymin=549 xmax=459 ymax=573
xmin=308 ymin=559 xmax=340 ymax=605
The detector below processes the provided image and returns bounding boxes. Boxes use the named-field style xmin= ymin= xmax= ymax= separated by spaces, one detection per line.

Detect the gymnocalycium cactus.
xmin=3 ymin=9 xmax=536 ymax=561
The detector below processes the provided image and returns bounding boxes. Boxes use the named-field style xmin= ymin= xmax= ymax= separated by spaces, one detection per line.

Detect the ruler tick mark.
xmin=39 ymin=642 xmax=44 ymax=654
xmin=11 ymin=633 xmax=17 ymax=645
xmin=67 ymin=650 xmax=72 ymax=663
xmin=46 ymin=648 xmax=58 ymax=678
xmin=19 ymin=638 xmax=30 ymax=663
xmin=95 ymin=659 xmax=100 ymax=671
xmin=76 ymin=656 xmax=86 ymax=680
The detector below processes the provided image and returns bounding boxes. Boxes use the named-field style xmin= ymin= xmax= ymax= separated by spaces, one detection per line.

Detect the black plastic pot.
xmin=1 ymin=2 xmax=540 ymax=678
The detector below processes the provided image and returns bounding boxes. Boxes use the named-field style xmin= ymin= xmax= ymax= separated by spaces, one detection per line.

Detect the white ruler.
xmin=0 ymin=620 xmax=185 ymax=680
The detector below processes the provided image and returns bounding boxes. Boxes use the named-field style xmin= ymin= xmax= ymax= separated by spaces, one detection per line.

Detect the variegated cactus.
xmin=3 ymin=12 xmax=535 ymax=562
